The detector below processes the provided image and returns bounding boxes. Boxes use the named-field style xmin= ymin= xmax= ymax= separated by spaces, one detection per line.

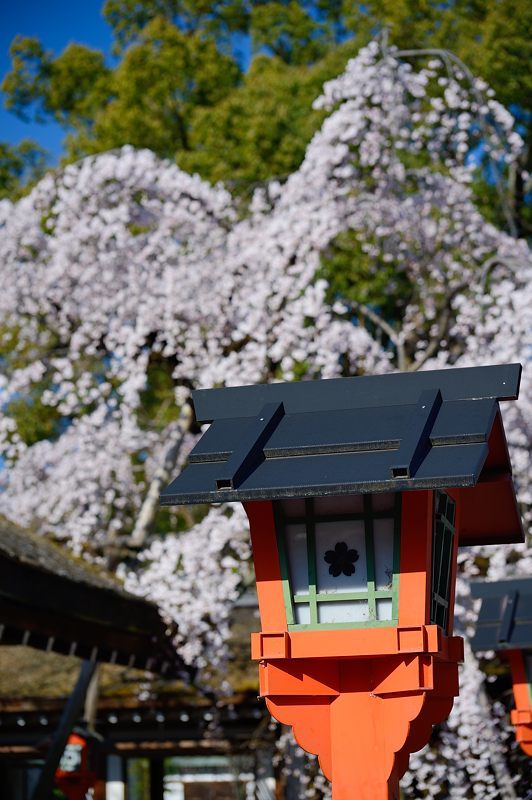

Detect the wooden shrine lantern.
xmin=54 ymin=731 xmax=99 ymax=800
xmin=161 ymin=364 xmax=524 ymax=800
xmin=472 ymin=578 xmax=532 ymax=757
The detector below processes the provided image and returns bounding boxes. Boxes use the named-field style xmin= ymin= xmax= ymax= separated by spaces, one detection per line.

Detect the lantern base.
xmin=511 ymin=709 xmax=532 ymax=756
xmin=506 ymin=650 xmax=532 ymax=756
xmin=256 ymin=635 xmax=463 ymax=800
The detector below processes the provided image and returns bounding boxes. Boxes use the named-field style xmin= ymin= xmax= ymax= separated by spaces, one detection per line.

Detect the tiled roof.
xmin=0 ymin=519 xmax=186 ymax=677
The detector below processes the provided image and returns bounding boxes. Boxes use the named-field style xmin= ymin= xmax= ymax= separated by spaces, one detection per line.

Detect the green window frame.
xmin=274 ymin=494 xmax=401 ymax=631
xmin=430 ymin=491 xmax=456 ymax=632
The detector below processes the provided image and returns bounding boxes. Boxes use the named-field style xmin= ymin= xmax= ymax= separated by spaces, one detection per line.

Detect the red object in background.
xmin=506 ymin=650 xmax=532 ymax=756
xmin=54 ymin=732 xmax=96 ymax=800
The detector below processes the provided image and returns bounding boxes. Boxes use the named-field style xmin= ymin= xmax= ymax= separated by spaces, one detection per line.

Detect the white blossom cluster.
xmin=0 ymin=40 xmax=530 ymax=797
xmin=119 ymin=504 xmax=251 ymax=670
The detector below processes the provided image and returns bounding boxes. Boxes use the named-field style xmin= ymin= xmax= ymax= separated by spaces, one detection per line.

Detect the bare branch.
xmin=478 ymin=255 xmax=525 ymax=289
xmin=411 ymin=253 xmax=527 ymax=371
xmin=129 ymin=401 xmax=194 ymax=548
xmin=346 ymin=300 xmax=407 ymax=372
xmin=411 ymin=305 xmax=452 ymax=372
xmin=346 ymin=299 xmax=399 ymax=343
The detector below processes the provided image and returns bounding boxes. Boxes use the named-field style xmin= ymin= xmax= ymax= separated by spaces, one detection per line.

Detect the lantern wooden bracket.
xmin=251 ymin=625 xmax=464 ymax=662
xmin=259 ymin=647 xmax=462 ymax=800
xmin=252 ymin=631 xmax=463 ymax=799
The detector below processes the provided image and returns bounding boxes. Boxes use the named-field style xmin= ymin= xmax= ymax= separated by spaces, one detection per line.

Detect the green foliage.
xmin=3 ymin=37 xmax=111 ymax=128
xmin=251 ymin=1 xmax=327 ymax=64
xmin=352 ymin=1 xmax=532 ymax=116
xmin=2 ymin=36 xmax=51 ymax=124
xmin=179 ymin=44 xmax=357 ymax=185
xmin=0 ymin=139 xmax=47 ymax=199
xmin=102 ymin=0 xmax=251 ymax=51
xmin=138 ymin=356 xmax=182 ymax=431
xmin=7 ymin=393 xmax=63 ymax=447
xmin=471 ymin=0 xmax=532 ymax=113
xmin=78 ymin=17 xmax=240 ymax=158
xmin=3 ymin=1 xmax=531 ymax=209
xmin=319 ymin=230 xmax=413 ymax=342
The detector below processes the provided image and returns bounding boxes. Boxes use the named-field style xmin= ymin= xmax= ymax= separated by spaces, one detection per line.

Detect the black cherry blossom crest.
xmin=324 ymin=541 xmax=359 ymax=577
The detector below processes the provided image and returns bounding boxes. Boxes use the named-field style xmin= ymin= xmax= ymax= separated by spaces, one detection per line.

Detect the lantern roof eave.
xmin=161 ymin=364 xmax=523 ymax=546
xmin=471 ymin=577 xmax=532 ymax=652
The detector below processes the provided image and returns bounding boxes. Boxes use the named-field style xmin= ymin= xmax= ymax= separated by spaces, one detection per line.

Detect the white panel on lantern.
xmin=314 ymin=494 xmax=364 ymax=516
xmin=318 ymin=600 xmax=369 ymax=624
xmin=373 ymin=517 xmax=395 ymax=590
xmin=315 ymin=520 xmax=367 ymax=594
xmin=284 ymin=523 xmax=309 ymax=596
xmin=376 ymin=598 xmax=393 ymax=621
xmin=371 ymin=492 xmax=395 ymax=513
xmin=280 ymin=499 xmax=306 ymax=518
xmin=294 ymin=603 xmax=311 ymax=624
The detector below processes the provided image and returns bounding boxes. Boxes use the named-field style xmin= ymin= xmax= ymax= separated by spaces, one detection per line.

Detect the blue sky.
xmin=1 ymin=1 xmax=114 ymax=160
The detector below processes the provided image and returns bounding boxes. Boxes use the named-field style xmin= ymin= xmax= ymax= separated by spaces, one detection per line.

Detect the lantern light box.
xmin=161 ymin=363 xmax=523 ymax=800
xmin=471 ymin=577 xmax=532 ymax=757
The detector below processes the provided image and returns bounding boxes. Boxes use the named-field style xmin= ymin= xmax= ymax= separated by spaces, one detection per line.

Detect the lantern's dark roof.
xmin=471 ymin=578 xmax=532 ymax=652
xmin=0 ymin=519 xmax=187 ymax=678
xmin=161 ymin=364 xmax=523 ymax=545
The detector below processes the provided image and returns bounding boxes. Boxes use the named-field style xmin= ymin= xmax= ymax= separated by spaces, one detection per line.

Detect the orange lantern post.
xmin=161 ymin=364 xmax=524 ymax=799
xmin=472 ymin=578 xmax=532 ymax=757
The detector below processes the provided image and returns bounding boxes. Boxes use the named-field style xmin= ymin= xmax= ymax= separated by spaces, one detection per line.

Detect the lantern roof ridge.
xmin=471 ymin=577 xmax=532 ymax=651
xmin=161 ymin=364 xmax=523 ymax=546
xmin=192 ymin=363 xmax=521 ymax=423
xmin=471 ymin=576 xmax=532 ymax=597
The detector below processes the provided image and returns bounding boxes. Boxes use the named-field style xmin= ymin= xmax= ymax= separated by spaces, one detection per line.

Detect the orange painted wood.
xmin=371 ymin=654 xmax=433 ymax=695
xmin=265 ymin=696 xmax=334 ymax=779
xmin=244 ymin=501 xmax=287 ymax=633
xmin=259 ymin=659 xmax=340 ymax=696
xmin=506 ymin=650 xmax=532 ymax=756
xmin=264 ymin=650 xmax=461 ymax=799
xmin=252 ymin=624 xmax=453 ymax=661
xmin=254 ymin=625 xmax=464 ymax=662
xmin=246 ymin=490 xmax=465 ymax=795
xmin=398 ymin=491 xmax=432 ymax=627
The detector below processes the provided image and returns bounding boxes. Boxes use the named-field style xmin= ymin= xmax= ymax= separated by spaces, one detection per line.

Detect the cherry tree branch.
xmin=410 ymin=305 xmax=453 ymax=372
xmin=346 ymin=300 xmax=408 ymax=372
xmin=478 ymin=255 xmax=525 ymax=288
xmin=129 ymin=401 xmax=194 ymax=548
